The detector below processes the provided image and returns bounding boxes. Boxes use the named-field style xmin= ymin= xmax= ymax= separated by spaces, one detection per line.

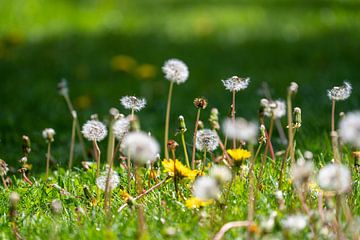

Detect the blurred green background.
xmin=0 ymin=0 xmax=359 ymax=172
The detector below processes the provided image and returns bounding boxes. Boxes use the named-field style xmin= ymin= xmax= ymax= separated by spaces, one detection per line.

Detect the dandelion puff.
xmin=51 ymin=199 xmax=63 ymax=215
xmin=96 ymin=169 xmax=120 ymax=191
xmin=113 ymin=117 xmax=130 ymax=140
xmin=195 ymin=129 xmax=219 ymax=152
xmin=327 ymin=81 xmax=352 ymax=101
xmin=192 ymin=176 xmax=221 ymax=200
xmin=42 ymin=128 xmax=56 ymax=142
xmin=291 ymin=158 xmax=313 ymax=187
xmin=209 ymin=165 xmax=232 ymax=184
xmin=318 ymin=163 xmax=351 ymax=194
xmin=120 ymin=96 xmax=146 ymax=112
xmin=261 ymin=99 xmax=286 ymax=119
xmin=121 ymin=131 xmax=159 ymax=165
xmin=222 ymin=76 xmax=250 ymax=92
xmin=162 ymin=59 xmax=189 ymax=84
xmin=82 ymin=120 xmax=108 ymax=142
xmin=281 ymin=214 xmax=307 ymax=232
xmin=339 ymin=111 xmax=360 ymax=148
xmin=222 ymin=117 xmax=258 ymax=143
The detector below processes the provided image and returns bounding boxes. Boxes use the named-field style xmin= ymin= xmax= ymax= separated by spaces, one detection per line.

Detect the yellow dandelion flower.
xmin=185 ymin=197 xmax=213 ymax=209
xmin=308 ymin=182 xmax=321 ymax=194
xmin=135 ymin=64 xmax=157 ymax=79
xmin=110 ymin=55 xmax=137 ymax=72
xmin=227 ymin=149 xmax=251 ymax=161
xmin=162 ymin=159 xmax=199 ymax=180
xmin=119 ymin=189 xmax=132 ymax=202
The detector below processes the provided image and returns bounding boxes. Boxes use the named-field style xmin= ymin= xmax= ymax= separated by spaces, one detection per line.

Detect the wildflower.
xmin=185 ymin=197 xmax=213 ymax=209
xmin=113 ymin=117 xmax=130 ymax=140
xmin=42 ymin=128 xmax=56 ymax=142
xmin=339 ymin=111 xmax=360 ymax=148
xmin=162 ymin=159 xmax=198 ymax=180
xmin=51 ymin=199 xmax=63 ymax=215
xmin=209 ymin=165 xmax=232 ymax=184
xmin=281 ymin=214 xmax=307 ymax=232
xmin=120 ymin=96 xmax=146 ymax=112
xmin=0 ymin=159 xmax=9 ymax=176
xmin=192 ymin=176 xmax=221 ymax=200
xmin=96 ymin=169 xmax=120 ymax=191
xmin=195 ymin=129 xmax=219 ymax=152
xmin=121 ymin=131 xmax=159 ymax=165
xmin=162 ymin=59 xmax=189 ymax=84
xmin=318 ymin=163 xmax=351 ymax=194
xmin=82 ymin=120 xmax=107 ymax=142
xmin=222 ymin=76 xmax=250 ymax=92
xmin=227 ymin=149 xmax=251 ymax=161
xmin=291 ymin=158 xmax=313 ymax=187
xmin=120 ymin=190 xmax=132 ymax=202
xmin=327 ymin=81 xmax=352 ymax=101
xmin=222 ymin=117 xmax=258 ymax=143
xmin=261 ymin=99 xmax=286 ymax=119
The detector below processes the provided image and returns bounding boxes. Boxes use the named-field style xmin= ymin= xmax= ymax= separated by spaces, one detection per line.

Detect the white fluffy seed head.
xmin=162 ymin=59 xmax=189 ymax=84
xmin=42 ymin=128 xmax=56 ymax=142
xmin=113 ymin=117 xmax=130 ymax=141
xmin=192 ymin=176 xmax=221 ymax=200
xmin=195 ymin=129 xmax=219 ymax=152
xmin=289 ymin=82 xmax=299 ymax=94
xmin=121 ymin=131 xmax=159 ymax=165
xmin=262 ymin=99 xmax=286 ymax=119
xmin=222 ymin=117 xmax=258 ymax=143
xmin=51 ymin=199 xmax=63 ymax=214
xmin=96 ymin=168 xmax=120 ymax=191
xmin=120 ymin=96 xmax=146 ymax=112
xmin=281 ymin=214 xmax=307 ymax=232
xmin=327 ymin=81 xmax=352 ymax=101
xmin=209 ymin=165 xmax=232 ymax=184
xmin=82 ymin=120 xmax=108 ymax=142
xmin=222 ymin=76 xmax=250 ymax=92
xmin=291 ymin=159 xmax=313 ymax=187
xmin=339 ymin=111 xmax=360 ymax=148
xmin=318 ymin=163 xmax=351 ymax=194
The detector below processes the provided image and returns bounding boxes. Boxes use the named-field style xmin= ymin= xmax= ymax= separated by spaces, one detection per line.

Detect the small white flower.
xmin=222 ymin=76 xmax=250 ymax=92
xmin=318 ymin=163 xmax=351 ymax=194
xmin=192 ymin=176 xmax=221 ymax=200
xmin=195 ymin=129 xmax=219 ymax=152
xmin=96 ymin=168 xmax=120 ymax=191
xmin=304 ymin=151 xmax=313 ymax=161
xmin=282 ymin=214 xmax=307 ymax=232
xmin=261 ymin=99 xmax=286 ymax=119
xmin=339 ymin=111 xmax=360 ymax=148
xmin=162 ymin=59 xmax=189 ymax=84
xmin=209 ymin=165 xmax=232 ymax=184
xmin=222 ymin=118 xmax=258 ymax=143
xmin=82 ymin=120 xmax=108 ymax=142
xmin=274 ymin=190 xmax=283 ymax=200
xmin=42 ymin=128 xmax=56 ymax=142
xmin=121 ymin=131 xmax=159 ymax=165
xmin=113 ymin=117 xmax=130 ymax=140
xmin=291 ymin=159 xmax=313 ymax=187
xmin=120 ymin=96 xmax=146 ymax=112
xmin=327 ymin=81 xmax=352 ymax=101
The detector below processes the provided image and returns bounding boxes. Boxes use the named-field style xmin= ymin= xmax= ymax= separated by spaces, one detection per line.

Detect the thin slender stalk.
xmin=106 ymin=119 xmax=116 ymax=166
xmin=104 ymin=125 xmax=116 ymax=213
xmin=213 ymin=221 xmax=253 ymax=240
xmin=127 ymin=154 xmax=132 ymax=193
xmin=135 ymin=166 xmax=147 ymax=239
xmin=68 ymin=116 xmax=76 ymax=169
xmin=278 ymin=129 xmax=297 ymax=189
xmin=180 ymin=132 xmax=190 ymax=168
xmin=164 ymin=82 xmax=174 ymax=160
xmin=1 ymin=175 xmax=7 ymax=188
xmin=45 ymin=142 xmax=51 ymax=179
xmin=231 ymin=90 xmax=236 ymax=149
xmin=92 ymin=140 xmax=101 ymax=177
xmin=331 ymin=99 xmax=336 ymax=132
xmin=191 ymin=108 xmax=201 ymax=169
xmin=247 ymin=144 xmax=255 ymax=240
xmin=202 ymin=149 xmax=207 ymax=172
xmin=287 ymin=91 xmax=295 ymax=166
xmin=171 ymin=149 xmax=178 ymax=199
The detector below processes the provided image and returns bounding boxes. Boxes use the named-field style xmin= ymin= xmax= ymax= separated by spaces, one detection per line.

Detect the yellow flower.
xmin=110 ymin=55 xmax=137 ymax=72
xmin=227 ymin=149 xmax=251 ymax=161
xmin=119 ymin=190 xmax=132 ymax=202
xmin=308 ymin=182 xmax=321 ymax=194
xmin=162 ymin=159 xmax=199 ymax=180
xmin=185 ymin=197 xmax=213 ymax=209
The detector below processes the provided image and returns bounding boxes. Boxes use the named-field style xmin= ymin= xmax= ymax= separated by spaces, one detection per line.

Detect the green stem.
xmin=191 ymin=108 xmax=201 ymax=169
xmin=46 ymin=142 xmax=51 ymax=179
xmin=181 ymin=132 xmax=190 ymax=168
xmin=164 ymin=82 xmax=174 ymax=160
xmin=68 ymin=115 xmax=76 ymax=169
xmin=231 ymin=90 xmax=236 ymax=149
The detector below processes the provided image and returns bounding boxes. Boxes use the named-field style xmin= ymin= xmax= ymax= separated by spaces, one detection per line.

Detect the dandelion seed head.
xmin=327 ymin=81 xmax=352 ymax=101
xmin=318 ymin=163 xmax=351 ymax=194
xmin=120 ymin=96 xmax=146 ymax=112
xmin=42 ymin=128 xmax=56 ymax=142
xmin=121 ymin=131 xmax=159 ymax=165
xmin=51 ymin=199 xmax=63 ymax=214
xmin=82 ymin=120 xmax=108 ymax=142
xmin=192 ymin=176 xmax=221 ymax=200
xmin=113 ymin=117 xmax=130 ymax=140
xmin=96 ymin=169 xmax=120 ymax=191
xmin=195 ymin=129 xmax=219 ymax=152
xmin=222 ymin=118 xmax=258 ymax=142
xmin=262 ymin=99 xmax=286 ymax=119
xmin=209 ymin=165 xmax=232 ymax=184
xmin=339 ymin=111 xmax=360 ymax=148
xmin=281 ymin=214 xmax=307 ymax=232
xmin=222 ymin=76 xmax=250 ymax=92
xmin=291 ymin=159 xmax=313 ymax=187
xmin=162 ymin=59 xmax=189 ymax=84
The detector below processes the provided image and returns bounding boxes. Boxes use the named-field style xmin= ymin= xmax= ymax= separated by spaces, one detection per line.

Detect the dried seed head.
xmin=162 ymin=59 xmax=189 ymax=84
xmin=82 ymin=120 xmax=108 ymax=142
xmin=318 ymin=163 xmax=351 ymax=194
xmin=192 ymin=176 xmax=221 ymax=200
xmin=222 ymin=76 xmax=250 ymax=92
xmin=339 ymin=111 xmax=360 ymax=148
xmin=222 ymin=117 xmax=258 ymax=143
xmin=42 ymin=128 xmax=56 ymax=142
xmin=19 ymin=156 xmax=27 ymax=165
xmin=167 ymin=140 xmax=179 ymax=151
xmin=109 ymin=107 xmax=120 ymax=119
xmin=193 ymin=98 xmax=208 ymax=109
xmin=282 ymin=214 xmax=307 ymax=232
xmin=96 ymin=168 xmax=120 ymax=191
xmin=22 ymin=135 xmax=31 ymax=156
xmin=113 ymin=116 xmax=130 ymax=141
xmin=209 ymin=165 xmax=232 ymax=185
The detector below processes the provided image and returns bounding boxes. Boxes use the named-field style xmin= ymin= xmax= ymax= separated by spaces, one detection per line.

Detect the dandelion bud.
xmin=259 ymin=124 xmax=267 ymax=144
xmin=9 ymin=192 xmax=20 ymax=207
xmin=178 ymin=115 xmax=187 ymax=134
xmin=57 ymin=79 xmax=68 ymax=96
xmin=42 ymin=128 xmax=56 ymax=142
xmin=197 ymin=120 xmax=204 ymax=130
xmin=22 ymin=135 xmax=31 ymax=156
xmin=90 ymin=114 xmax=98 ymax=120
xmin=209 ymin=108 xmax=220 ymax=130
xmin=51 ymin=199 xmax=63 ymax=215
xmin=289 ymin=82 xmax=298 ymax=94
xmin=260 ymin=98 xmax=269 ymax=106
xmin=294 ymin=107 xmax=302 ymax=128
xmin=194 ymin=97 xmax=208 ymax=109
xmin=109 ymin=107 xmax=120 ymax=119
xmin=167 ymin=140 xmax=179 ymax=151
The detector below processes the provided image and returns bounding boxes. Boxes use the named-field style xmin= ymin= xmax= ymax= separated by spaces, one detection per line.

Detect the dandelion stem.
xmin=191 ymin=108 xmax=201 ymax=169
xmin=135 ymin=166 xmax=147 ymax=239
xmin=331 ymin=99 xmax=336 ymax=132
xmin=92 ymin=140 xmax=101 ymax=178
xmin=287 ymin=90 xmax=295 ymax=166
xmin=45 ymin=142 xmax=51 ymax=179
xmin=180 ymin=132 xmax=190 ymax=168
xmin=202 ymin=149 xmax=207 ymax=172
xmin=127 ymin=154 xmax=132 ymax=193
xmin=104 ymin=119 xmax=116 ymax=213
xmin=68 ymin=115 xmax=76 ymax=169
xmin=213 ymin=221 xmax=253 ymax=240
xmin=164 ymin=81 xmax=174 ymax=160
xmin=171 ymin=149 xmax=179 ymax=199
xmin=231 ymin=90 xmax=236 ymax=149
xmin=247 ymin=143 xmax=255 ymax=239
xmin=1 ymin=175 xmax=7 ymax=189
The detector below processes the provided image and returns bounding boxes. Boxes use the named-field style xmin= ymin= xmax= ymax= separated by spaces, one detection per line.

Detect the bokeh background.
xmin=0 ymin=0 xmax=359 ymax=172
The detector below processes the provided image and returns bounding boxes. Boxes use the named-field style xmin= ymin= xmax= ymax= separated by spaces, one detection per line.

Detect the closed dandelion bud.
xmin=294 ymin=107 xmax=302 ymax=128
xmin=209 ymin=108 xmax=220 ymax=130
xmin=57 ymin=78 xmax=68 ymax=96
xmin=51 ymin=199 xmax=63 ymax=215
xmin=167 ymin=140 xmax=179 ymax=151
xmin=22 ymin=135 xmax=31 ymax=156
xmin=9 ymin=192 xmax=20 ymax=207
xmin=178 ymin=115 xmax=187 ymax=133
xmin=109 ymin=107 xmax=121 ymax=119
xmin=19 ymin=156 xmax=27 ymax=165
xmin=259 ymin=124 xmax=267 ymax=144
xmin=90 ymin=114 xmax=98 ymax=120
xmin=197 ymin=120 xmax=204 ymax=130
xmin=289 ymin=82 xmax=299 ymax=94
xmin=194 ymin=97 xmax=208 ymax=109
